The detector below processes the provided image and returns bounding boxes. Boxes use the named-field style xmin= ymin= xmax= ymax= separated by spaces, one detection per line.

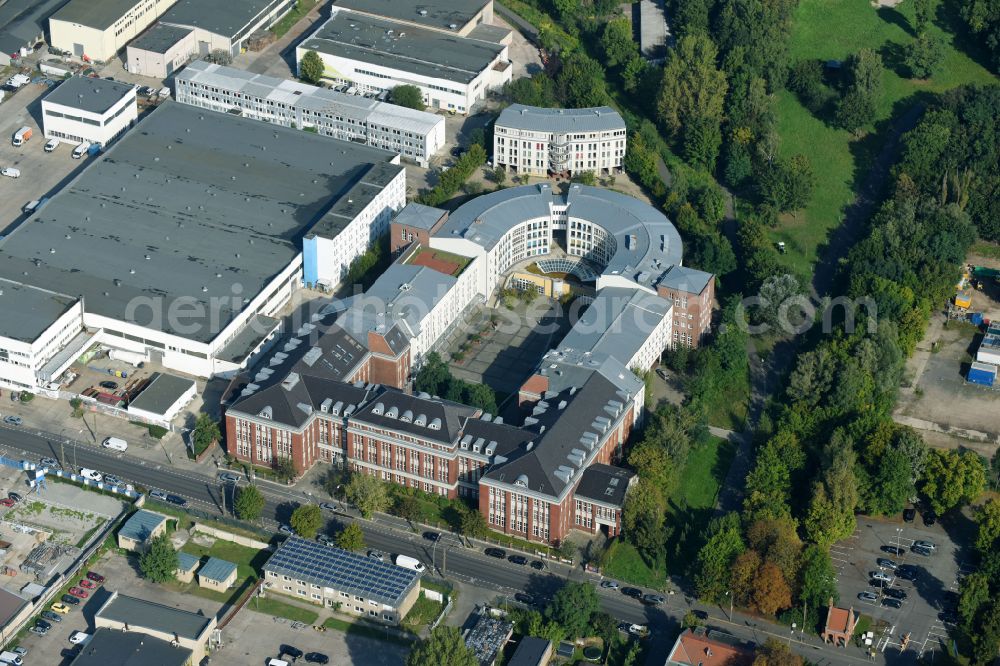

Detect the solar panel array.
xmin=265 ymin=537 xmax=419 ymax=606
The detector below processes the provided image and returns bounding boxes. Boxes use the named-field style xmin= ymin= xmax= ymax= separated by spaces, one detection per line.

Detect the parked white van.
xmin=79 ymin=469 xmax=102 ymax=482
xmin=393 ymin=554 xmax=426 ymax=572
xmin=72 ymin=142 xmax=89 ymax=159
xmin=102 ymin=437 xmax=128 ymax=452
xmin=0 ymin=650 xmax=24 ymax=665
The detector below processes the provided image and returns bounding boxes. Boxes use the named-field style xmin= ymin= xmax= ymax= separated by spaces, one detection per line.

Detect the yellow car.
xmin=50 ymin=603 xmax=71 ymax=614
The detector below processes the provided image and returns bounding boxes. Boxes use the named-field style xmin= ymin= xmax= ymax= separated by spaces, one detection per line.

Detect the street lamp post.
xmin=789 ymin=622 xmax=797 ymax=645
xmin=725 ymin=590 xmax=733 ymax=621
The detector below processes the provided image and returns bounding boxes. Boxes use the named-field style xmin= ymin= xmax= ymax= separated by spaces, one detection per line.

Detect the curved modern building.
xmin=493 ymin=104 xmax=627 ymax=177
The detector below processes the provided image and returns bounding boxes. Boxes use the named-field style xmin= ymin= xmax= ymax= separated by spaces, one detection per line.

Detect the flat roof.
xmin=69 ymin=627 xmax=192 ymax=666
xmin=52 ymin=0 xmax=146 ymax=31
xmin=97 ymin=592 xmax=213 ymax=641
xmin=129 ymin=23 xmax=193 ymax=54
xmin=0 ymin=102 xmax=397 ymax=344
xmin=301 ymin=9 xmax=506 ymax=85
xmin=43 ymin=76 xmax=135 ymax=115
xmin=198 ymin=556 xmax=237 ymax=582
xmin=0 ymin=586 xmax=27 ymax=627
xmin=264 ymin=537 xmax=421 ymax=607
xmin=0 ymin=278 xmax=78 ymax=343
xmin=496 ymin=104 xmax=625 ymax=134
xmin=465 ymin=613 xmax=513 ymax=666
xmin=393 ymin=202 xmax=447 ymax=231
xmin=118 ymin=509 xmax=168 ymax=542
xmin=574 ymin=463 xmax=633 ymax=507
xmin=334 ymin=0 xmax=491 ymax=32
xmin=162 ymin=0 xmax=290 ymax=39
xmin=508 ymin=637 xmax=552 ymax=666
xmin=178 ymin=60 xmax=443 ymax=136
xmin=128 ymin=372 xmax=195 ymax=416
xmin=556 ymin=287 xmax=671 ymax=364
xmin=0 ymin=0 xmax=65 ymax=53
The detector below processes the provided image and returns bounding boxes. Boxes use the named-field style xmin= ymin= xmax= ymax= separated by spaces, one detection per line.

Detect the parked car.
xmin=86 ymin=571 xmax=105 ymax=584
xmin=7 ymin=492 xmax=21 ymax=503
xmin=484 ymin=548 xmax=506 ymax=559
xmin=514 ymin=592 xmax=533 ymax=605
xmin=50 ymin=603 xmax=71 ymax=614
xmin=316 ymin=534 xmax=334 ymax=546
xmin=912 ymin=545 xmax=933 ymax=557
xmin=138 ymin=86 xmax=154 ymax=97
xmin=529 ymin=560 xmax=545 ymax=570
xmin=881 ymin=545 xmax=906 ymax=556
xmin=60 ymin=594 xmax=80 ymax=606
xmin=903 ymin=508 xmax=916 ymax=522
xmin=148 ymin=490 xmax=168 ymax=501
xmin=896 ymin=565 xmax=919 ymax=581
xmin=68 ymin=631 xmax=91 ymax=645
xmin=3 ymin=415 xmax=22 ymax=426
xmin=79 ymin=469 xmax=102 ymax=482
xmin=876 ymin=558 xmax=898 ymax=570
xmin=101 ymin=437 xmax=128 ymax=452
xmin=923 ymin=511 xmax=937 ymax=526
xmin=422 ymin=531 xmax=440 ymax=542
xmin=0 ymin=499 xmax=14 ymax=508
xmin=28 ymin=625 xmax=47 ymax=636
xmin=622 ymin=587 xmax=643 ymax=600
xmin=281 ymin=645 xmax=304 ymax=660
xmin=78 ymin=579 xmax=95 ymax=589
xmin=68 ymin=587 xmax=88 ymax=599
xmin=40 ymin=610 xmax=62 ymax=622
xmin=279 ymin=524 xmax=294 ymax=535
xmin=103 ymin=475 xmax=123 ymax=487
xmin=366 ymin=550 xmax=384 ymax=561
xmin=35 ymin=619 xmax=51 ymax=631
xmin=882 ymin=598 xmax=903 ymax=609
xmin=858 ymin=591 xmax=878 ymax=603
xmin=1 ymin=167 xmax=20 ymax=178
xmin=305 ymin=654 xmax=330 ymax=665
xmin=218 ymin=472 xmax=240 ymax=484
xmin=319 ymin=502 xmax=337 ymax=512
xmin=11 ymin=646 xmax=27 ymax=657
xmin=628 ymin=623 xmax=649 ymax=637
xmin=165 ymin=494 xmax=187 ymax=507
xmin=508 ymin=555 xmax=528 ymax=566
xmin=884 ymin=588 xmax=908 ymax=600
xmin=39 ymin=457 xmax=60 ymax=469
xmin=642 ymin=594 xmax=666 ymax=606
xmin=600 ymin=580 xmax=620 ymax=589
xmin=44 ymin=138 xmax=59 ymax=152
xmin=914 ymin=540 xmax=937 ymax=551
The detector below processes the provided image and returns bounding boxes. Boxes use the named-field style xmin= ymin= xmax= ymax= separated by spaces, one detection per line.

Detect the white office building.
xmin=493 ymin=104 xmax=627 ymax=177
xmin=297 ymin=8 xmax=512 ymax=115
xmin=176 ymin=60 xmax=445 ymax=167
xmin=41 ymin=76 xmax=138 ymax=148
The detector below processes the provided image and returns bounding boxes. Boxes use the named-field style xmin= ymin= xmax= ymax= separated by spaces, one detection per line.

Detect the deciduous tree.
xmin=345 ymin=472 xmax=390 ymax=519
xmin=299 ymin=50 xmax=325 ymax=84
xmin=657 ymin=35 xmax=728 ymax=141
xmin=390 ymin=85 xmax=425 ymax=110
xmin=234 ymin=484 xmax=264 ymax=521
xmin=920 ymin=449 xmax=987 ymax=515
xmin=407 ymin=626 xmax=477 ymax=666
xmin=905 ymin=32 xmax=944 ymax=79
xmin=695 ymin=513 xmax=746 ymax=602
xmin=290 ymin=504 xmax=323 ymax=539
xmin=753 ymin=562 xmax=792 ymax=616
xmin=139 ymin=534 xmax=178 ymax=583
xmin=546 ymin=582 xmax=599 ymax=640
xmin=336 ymin=523 xmax=365 ymax=551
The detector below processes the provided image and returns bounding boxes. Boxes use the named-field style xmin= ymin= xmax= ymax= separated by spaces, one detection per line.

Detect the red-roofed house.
xmin=822 ymin=601 xmax=858 ymax=647
xmin=665 ymin=628 xmax=755 ymax=666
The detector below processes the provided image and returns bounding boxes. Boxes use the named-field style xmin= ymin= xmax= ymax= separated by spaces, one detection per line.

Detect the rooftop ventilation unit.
xmin=320 ymin=398 xmax=332 ymax=413
xmin=301 ymin=347 xmax=322 ymax=366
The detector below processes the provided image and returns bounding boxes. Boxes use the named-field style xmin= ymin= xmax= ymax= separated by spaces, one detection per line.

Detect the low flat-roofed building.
xmin=160 ymin=0 xmax=295 ymax=57
xmin=465 ymin=612 xmax=513 ymax=666
xmin=333 ymin=0 xmax=495 ymax=37
xmin=508 ymin=636 xmax=553 ymax=666
xmin=0 ymin=278 xmax=84 ymax=393
xmin=95 ymin=591 xmax=216 ymax=664
xmin=69 ymin=627 xmax=192 ymax=666
xmin=297 ymin=8 xmax=511 ymax=115
xmin=175 ymin=551 xmax=200 ymax=583
xmin=176 ymin=60 xmax=445 ymax=166
xmin=390 ymin=202 xmax=449 ymax=253
xmin=127 ymin=372 xmax=197 ymax=427
xmin=0 ymin=586 xmax=29 ymax=632
xmin=41 ymin=76 xmax=138 ymax=148
xmin=117 ymin=509 xmax=170 ymax=551
xmin=197 ymin=556 xmax=238 ymax=592
xmin=0 ymin=0 xmax=67 ymax=67
xmin=263 ymin=537 xmax=421 ymax=624
xmin=125 ymin=23 xmax=195 ymax=78
xmin=0 ymin=102 xmax=405 ymax=380
xmin=49 ymin=0 xmax=178 ymax=62
xmin=494 ymin=104 xmax=627 ymax=177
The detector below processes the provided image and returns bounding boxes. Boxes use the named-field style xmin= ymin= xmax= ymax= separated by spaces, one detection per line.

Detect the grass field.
xmin=603 ymin=435 xmax=736 ymax=586
xmin=773 ymin=0 xmax=996 ymax=277
xmin=252 ymin=596 xmax=319 ymax=624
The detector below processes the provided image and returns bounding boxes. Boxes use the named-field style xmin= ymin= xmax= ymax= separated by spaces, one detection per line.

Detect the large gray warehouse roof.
xmin=0 ymin=0 xmax=65 ymax=55
xmin=497 ymin=104 xmax=625 ymax=134
xmin=69 ymin=628 xmax=192 ymax=666
xmin=52 ymin=0 xmax=143 ymax=30
xmin=162 ymin=0 xmax=291 ymax=39
xmin=0 ymin=102 xmax=399 ymax=343
xmin=129 ymin=23 xmax=193 ymax=55
xmin=43 ymin=76 xmax=135 ymax=115
xmin=0 ymin=279 xmax=78 ymax=343
xmin=300 ymin=9 xmax=505 ymax=85
xmin=333 ymin=0 xmax=490 ymax=32
xmin=556 ymin=287 xmax=671 ymax=363
xmin=97 ymin=593 xmax=212 ymax=640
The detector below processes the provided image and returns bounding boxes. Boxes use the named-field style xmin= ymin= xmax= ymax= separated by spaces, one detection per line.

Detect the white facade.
xmin=409 ymin=260 xmax=480 ymax=363
xmin=0 ymin=295 xmax=84 ymax=393
xmin=49 ymin=0 xmax=178 ymax=62
xmin=41 ymin=84 xmax=138 ymax=148
xmin=161 ymin=0 xmax=295 ymax=57
xmin=125 ymin=26 xmax=196 ymax=78
xmin=493 ymin=105 xmax=627 ymax=177
xmin=175 ymin=61 xmax=445 ymax=167
xmin=303 ymin=168 xmax=406 ymax=292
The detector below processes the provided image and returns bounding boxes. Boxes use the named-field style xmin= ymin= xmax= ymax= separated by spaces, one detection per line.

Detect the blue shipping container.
xmin=968 ymin=362 xmax=997 ymax=386
xmin=87 ymin=143 xmax=101 ymax=156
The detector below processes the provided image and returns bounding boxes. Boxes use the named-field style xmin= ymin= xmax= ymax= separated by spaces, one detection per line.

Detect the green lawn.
xmin=401 ymin=592 xmax=444 ymax=629
xmin=270 ymin=0 xmax=317 ymax=38
xmin=323 ymin=616 xmax=415 ymax=646
xmin=251 ymin=596 xmax=318 ymax=624
xmin=604 ymin=435 xmax=736 ymax=586
xmin=773 ymin=0 xmax=996 ymax=276
xmin=703 ymin=379 xmax=750 ymax=432
xmin=165 ymin=539 xmax=270 ymax=606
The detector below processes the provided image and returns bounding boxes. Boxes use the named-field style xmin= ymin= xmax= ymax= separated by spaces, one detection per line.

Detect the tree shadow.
xmin=878 ymin=40 xmax=910 ymax=79
xmin=877 ymin=6 xmax=917 ymax=38
xmin=274 ymin=500 xmax=299 ymax=525
xmin=936 ymin=0 xmax=996 ymax=72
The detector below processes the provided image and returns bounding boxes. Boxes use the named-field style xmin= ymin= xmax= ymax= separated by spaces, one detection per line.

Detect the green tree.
xmin=601 ymin=18 xmax=637 ymax=68
xmin=835 ymin=49 xmax=883 ymax=131
xmin=390 ymin=84 xmax=425 ymax=110
xmin=621 ymin=479 xmax=667 ymax=567
xmin=459 ymin=508 xmax=489 ymax=539
xmin=139 ymin=534 xmax=178 ymax=583
xmin=546 ymin=582 xmax=600 ymax=640
xmin=461 ymin=382 xmax=497 ymax=414
xmin=657 ymin=35 xmax=728 ymax=142
xmin=977 ymin=499 xmax=1000 ymax=553
xmin=274 ymin=457 xmax=297 ymax=483
xmin=336 ymin=523 xmax=365 ymax=551
xmin=804 ymin=435 xmax=859 ymax=547
xmin=192 ymin=413 xmax=221 ymax=454
xmin=798 ymin=545 xmax=838 ymax=614
xmin=904 ymin=32 xmax=944 ymax=79
xmin=406 ymin=626 xmax=477 ymax=666
xmin=758 ymin=155 xmax=814 ymax=213
xmin=233 ymin=484 xmax=265 ymax=521
xmin=395 ymin=494 xmax=421 ymax=523
xmin=414 ymin=352 xmax=451 ymax=396
xmin=859 ymin=447 xmax=914 ymax=516
xmin=299 ymin=50 xmax=325 ymax=84
xmin=557 ymin=51 xmax=609 ymax=108
xmin=290 ymin=504 xmax=323 ymax=539
xmin=920 ymin=449 xmax=987 ymax=515
xmin=959 ymin=572 xmax=992 ymax=626
xmin=913 ymin=0 xmax=933 ymax=32
xmin=345 ymin=472 xmax=390 ymax=519
xmin=695 ymin=513 xmax=746 ymax=602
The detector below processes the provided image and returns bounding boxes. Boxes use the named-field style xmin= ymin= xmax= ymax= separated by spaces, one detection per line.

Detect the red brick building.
xmin=390 ymin=203 xmax=448 ymax=255
xmin=656 ymin=265 xmax=715 ymax=348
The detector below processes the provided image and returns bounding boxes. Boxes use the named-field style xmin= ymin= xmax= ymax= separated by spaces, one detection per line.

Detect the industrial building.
xmin=0 ymin=102 xmax=405 ymax=392
xmin=465 ymin=612 xmax=513 ymax=666
xmin=297 ymin=7 xmax=512 ymax=115
xmin=333 ymin=0 xmax=497 ymax=38
xmin=49 ymin=0 xmax=178 ymax=62
xmin=95 ymin=592 xmax=217 ymax=665
xmin=159 ymin=0 xmax=295 ymax=58
xmin=41 ymin=76 xmax=138 ymax=148
xmin=126 ymin=372 xmax=197 ymax=427
xmin=263 ymin=537 xmax=422 ymax=625
xmin=125 ymin=23 xmax=195 ymax=78
xmin=493 ymin=104 xmax=627 ymax=177
xmin=176 ymin=60 xmax=446 ymax=167
xmin=69 ymin=628 xmax=193 ymax=666
xmin=0 ymin=0 xmax=67 ymax=67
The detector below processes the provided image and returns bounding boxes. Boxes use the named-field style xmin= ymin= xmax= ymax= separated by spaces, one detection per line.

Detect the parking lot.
xmin=830 ymin=514 xmax=971 ymax=659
